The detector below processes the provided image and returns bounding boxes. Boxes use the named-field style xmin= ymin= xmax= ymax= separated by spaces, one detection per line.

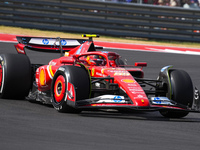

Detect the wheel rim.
xmin=54 ymin=75 xmax=66 ymax=103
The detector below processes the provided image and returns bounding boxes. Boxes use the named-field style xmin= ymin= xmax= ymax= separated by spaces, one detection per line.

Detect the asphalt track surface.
xmin=0 ymin=42 xmax=200 ymax=150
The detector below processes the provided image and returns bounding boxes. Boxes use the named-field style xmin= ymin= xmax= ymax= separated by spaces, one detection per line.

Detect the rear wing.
xmin=15 ymin=36 xmax=88 ymax=55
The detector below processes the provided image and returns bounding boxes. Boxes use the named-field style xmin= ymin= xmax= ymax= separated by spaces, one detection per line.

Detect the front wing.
xmin=68 ymin=93 xmax=200 ymax=113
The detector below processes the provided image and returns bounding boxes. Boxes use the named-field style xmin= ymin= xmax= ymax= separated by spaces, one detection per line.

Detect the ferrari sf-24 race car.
xmin=0 ymin=34 xmax=200 ymax=118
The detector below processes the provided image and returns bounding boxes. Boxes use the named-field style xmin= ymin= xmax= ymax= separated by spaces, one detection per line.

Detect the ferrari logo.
xmin=91 ymin=68 xmax=95 ymax=76
xmin=141 ymin=99 xmax=145 ymax=104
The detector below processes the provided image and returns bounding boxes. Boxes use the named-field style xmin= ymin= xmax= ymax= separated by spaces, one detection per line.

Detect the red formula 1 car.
xmin=0 ymin=34 xmax=200 ymax=118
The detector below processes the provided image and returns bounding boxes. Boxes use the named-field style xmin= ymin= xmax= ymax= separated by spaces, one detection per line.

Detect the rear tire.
xmin=0 ymin=54 xmax=32 ymax=99
xmin=159 ymin=69 xmax=193 ymax=118
xmin=51 ymin=65 xmax=90 ymax=113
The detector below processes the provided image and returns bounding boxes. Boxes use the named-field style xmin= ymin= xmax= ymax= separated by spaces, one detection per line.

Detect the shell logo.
xmin=121 ymin=79 xmax=135 ymax=83
xmin=65 ymin=52 xmax=69 ymax=57
xmin=101 ymin=69 xmax=105 ymax=74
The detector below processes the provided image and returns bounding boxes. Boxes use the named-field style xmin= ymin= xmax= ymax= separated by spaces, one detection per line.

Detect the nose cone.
xmin=120 ymin=78 xmax=150 ymax=107
xmin=103 ymin=68 xmax=150 ymax=107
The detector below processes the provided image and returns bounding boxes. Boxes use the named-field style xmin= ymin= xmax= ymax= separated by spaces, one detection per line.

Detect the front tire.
xmin=159 ymin=69 xmax=193 ymax=118
xmin=51 ymin=65 xmax=90 ymax=113
xmin=159 ymin=109 xmax=189 ymax=118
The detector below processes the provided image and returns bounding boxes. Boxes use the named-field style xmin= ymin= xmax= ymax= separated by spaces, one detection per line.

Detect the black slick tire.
xmin=0 ymin=54 xmax=32 ymax=99
xmin=159 ymin=69 xmax=193 ymax=118
xmin=51 ymin=65 xmax=90 ymax=113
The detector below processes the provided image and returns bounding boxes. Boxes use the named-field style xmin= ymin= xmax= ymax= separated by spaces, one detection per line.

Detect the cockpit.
xmin=77 ymin=51 xmax=124 ymax=67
